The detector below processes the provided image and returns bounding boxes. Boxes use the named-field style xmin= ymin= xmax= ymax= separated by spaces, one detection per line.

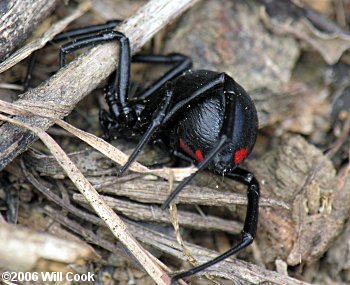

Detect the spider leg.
xmin=52 ymin=20 xmax=121 ymax=42
xmin=117 ymin=82 xmax=174 ymax=175
xmin=23 ymin=51 xmax=39 ymax=91
xmin=59 ymin=30 xmax=131 ymax=120
xmin=23 ymin=20 xmax=122 ymax=91
xmin=161 ymin=135 xmax=228 ymax=209
xmin=163 ymin=73 xmax=226 ymax=124
xmin=171 ymin=167 xmax=260 ymax=283
xmin=132 ymin=54 xmax=192 ymax=100
xmin=171 ymin=150 xmax=195 ymax=165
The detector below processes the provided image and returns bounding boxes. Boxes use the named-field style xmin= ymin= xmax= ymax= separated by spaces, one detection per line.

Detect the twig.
xmin=18 ymin=155 xmax=296 ymax=284
xmin=94 ymin=179 xmax=289 ymax=209
xmin=24 ymin=148 xmax=243 ymax=238
xmin=0 ymin=0 xmax=202 ymax=171
xmin=20 ymin=160 xmax=99 ymax=223
xmin=0 ymin=83 xmax=23 ymax=91
xmin=73 ymin=193 xmax=243 ymax=234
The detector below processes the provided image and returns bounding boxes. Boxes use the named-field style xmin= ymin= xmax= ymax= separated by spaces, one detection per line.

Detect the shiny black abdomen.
xmin=135 ymin=69 xmax=258 ymax=173
xmin=170 ymin=90 xmax=224 ymax=156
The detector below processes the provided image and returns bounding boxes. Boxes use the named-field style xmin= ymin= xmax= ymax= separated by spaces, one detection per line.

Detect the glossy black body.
xmin=24 ymin=21 xmax=260 ymax=284
xmin=132 ymin=70 xmax=258 ymax=174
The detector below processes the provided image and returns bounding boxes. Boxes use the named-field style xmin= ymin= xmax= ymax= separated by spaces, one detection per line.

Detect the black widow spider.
xmin=25 ymin=20 xmax=260 ymax=284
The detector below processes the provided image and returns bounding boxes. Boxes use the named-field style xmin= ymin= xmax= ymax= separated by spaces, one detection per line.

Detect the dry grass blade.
xmin=0 ymin=99 xmax=196 ymax=182
xmin=53 ymin=119 xmax=197 ymax=181
xmin=169 ymin=204 xmax=200 ymax=275
xmin=0 ymin=113 xmax=170 ymax=285
xmin=42 ymin=197 xmax=312 ymax=285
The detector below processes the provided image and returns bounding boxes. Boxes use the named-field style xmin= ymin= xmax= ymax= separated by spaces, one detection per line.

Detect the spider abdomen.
xmin=176 ymin=94 xmax=224 ymax=158
xmin=161 ymin=70 xmax=258 ymax=174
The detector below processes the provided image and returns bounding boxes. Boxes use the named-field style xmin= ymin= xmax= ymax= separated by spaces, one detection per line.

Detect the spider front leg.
xmin=48 ymin=28 xmax=135 ymax=137
xmin=117 ymin=82 xmax=175 ymax=175
xmin=161 ymin=135 xmax=228 ymax=209
xmin=171 ymin=167 xmax=260 ymax=284
xmin=23 ymin=20 xmax=122 ymax=91
xmin=131 ymin=54 xmax=192 ymax=100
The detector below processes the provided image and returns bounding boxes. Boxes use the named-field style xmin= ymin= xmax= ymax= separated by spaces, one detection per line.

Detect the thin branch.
xmin=73 ymin=193 xmax=243 ymax=234
xmin=93 ymin=179 xmax=289 ymax=209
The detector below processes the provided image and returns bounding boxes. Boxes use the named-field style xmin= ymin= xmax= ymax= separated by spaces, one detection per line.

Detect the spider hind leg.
xmin=171 ymin=167 xmax=260 ymax=283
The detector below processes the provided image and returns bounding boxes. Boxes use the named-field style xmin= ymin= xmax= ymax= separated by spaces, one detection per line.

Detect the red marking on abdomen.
xmin=195 ymin=149 xmax=204 ymax=162
xmin=234 ymin=147 xmax=248 ymax=164
xmin=179 ymin=138 xmax=193 ymax=157
xmin=179 ymin=138 xmax=205 ymax=162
